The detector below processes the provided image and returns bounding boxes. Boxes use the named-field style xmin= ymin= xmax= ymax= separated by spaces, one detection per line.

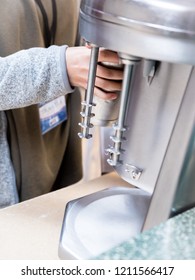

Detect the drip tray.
xmin=58 ymin=186 xmax=151 ymax=259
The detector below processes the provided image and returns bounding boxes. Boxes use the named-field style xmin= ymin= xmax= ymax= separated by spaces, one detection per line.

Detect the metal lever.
xmin=78 ymin=45 xmax=99 ymax=139
xmin=106 ymin=55 xmax=140 ymax=166
xmin=143 ymin=59 xmax=156 ymax=85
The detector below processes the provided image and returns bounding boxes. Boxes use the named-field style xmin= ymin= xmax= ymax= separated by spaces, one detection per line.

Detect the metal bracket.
xmin=125 ymin=164 xmax=143 ymax=181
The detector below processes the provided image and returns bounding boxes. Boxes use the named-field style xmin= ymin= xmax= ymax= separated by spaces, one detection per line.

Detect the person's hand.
xmin=65 ymin=46 xmax=123 ymax=100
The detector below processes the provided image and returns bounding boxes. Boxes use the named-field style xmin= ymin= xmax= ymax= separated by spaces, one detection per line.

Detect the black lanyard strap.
xmin=34 ymin=0 xmax=57 ymax=47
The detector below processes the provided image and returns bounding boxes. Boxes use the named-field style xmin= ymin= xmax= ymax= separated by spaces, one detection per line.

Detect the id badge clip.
xmin=39 ymin=96 xmax=67 ymax=134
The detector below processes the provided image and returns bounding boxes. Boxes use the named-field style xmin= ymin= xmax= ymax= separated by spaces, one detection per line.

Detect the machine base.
xmin=58 ymin=186 xmax=151 ymax=259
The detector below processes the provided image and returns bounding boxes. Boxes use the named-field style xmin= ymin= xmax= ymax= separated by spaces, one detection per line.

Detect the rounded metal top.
xmin=79 ymin=0 xmax=195 ymax=64
xmin=81 ymin=0 xmax=195 ymax=36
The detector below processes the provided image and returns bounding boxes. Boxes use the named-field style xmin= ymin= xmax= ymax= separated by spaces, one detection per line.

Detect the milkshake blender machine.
xmin=59 ymin=0 xmax=195 ymax=259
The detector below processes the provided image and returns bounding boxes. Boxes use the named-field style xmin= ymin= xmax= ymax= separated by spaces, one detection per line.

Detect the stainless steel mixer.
xmin=59 ymin=0 xmax=195 ymax=259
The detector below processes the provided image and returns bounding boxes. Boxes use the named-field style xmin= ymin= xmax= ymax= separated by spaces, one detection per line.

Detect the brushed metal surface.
xmin=80 ymin=0 xmax=195 ymax=64
xmin=111 ymin=62 xmax=192 ymax=193
xmin=61 ymin=0 xmax=195 ymax=260
xmin=59 ymin=187 xmax=151 ymax=259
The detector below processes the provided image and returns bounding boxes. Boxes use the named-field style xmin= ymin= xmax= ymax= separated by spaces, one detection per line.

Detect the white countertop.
xmin=0 ymin=172 xmax=130 ymax=260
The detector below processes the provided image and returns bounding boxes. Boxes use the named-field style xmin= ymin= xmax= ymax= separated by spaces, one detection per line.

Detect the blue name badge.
xmin=39 ymin=96 xmax=67 ymax=135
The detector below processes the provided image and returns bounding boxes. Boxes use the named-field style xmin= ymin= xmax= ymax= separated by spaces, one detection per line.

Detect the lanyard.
xmin=34 ymin=0 xmax=57 ymax=47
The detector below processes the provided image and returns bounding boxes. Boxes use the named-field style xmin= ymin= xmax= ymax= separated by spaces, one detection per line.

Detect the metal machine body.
xmin=59 ymin=0 xmax=195 ymax=259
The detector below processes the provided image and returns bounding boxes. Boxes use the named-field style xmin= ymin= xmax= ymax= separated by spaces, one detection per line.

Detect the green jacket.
xmin=0 ymin=0 xmax=82 ymax=201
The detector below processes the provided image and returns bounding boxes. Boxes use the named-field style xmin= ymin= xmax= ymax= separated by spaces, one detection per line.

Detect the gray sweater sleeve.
xmin=0 ymin=45 xmax=74 ymax=110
